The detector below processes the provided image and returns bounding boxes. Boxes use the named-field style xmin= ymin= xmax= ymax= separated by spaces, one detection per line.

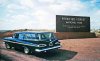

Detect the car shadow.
xmin=32 ymin=49 xmax=78 ymax=61
xmin=0 ymin=54 xmax=13 ymax=61
xmin=11 ymin=48 xmax=77 ymax=61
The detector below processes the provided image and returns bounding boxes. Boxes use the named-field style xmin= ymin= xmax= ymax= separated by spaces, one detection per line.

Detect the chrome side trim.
xmin=35 ymin=46 xmax=61 ymax=52
xmin=3 ymin=40 xmax=37 ymax=47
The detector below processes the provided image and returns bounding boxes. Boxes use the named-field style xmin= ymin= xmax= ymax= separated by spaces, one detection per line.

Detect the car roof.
xmin=15 ymin=31 xmax=53 ymax=34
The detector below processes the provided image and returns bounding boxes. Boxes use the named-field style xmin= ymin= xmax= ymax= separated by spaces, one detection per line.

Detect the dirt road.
xmin=0 ymin=38 xmax=100 ymax=61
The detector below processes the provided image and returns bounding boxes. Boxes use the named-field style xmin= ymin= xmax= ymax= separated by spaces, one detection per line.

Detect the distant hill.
xmin=0 ymin=29 xmax=55 ymax=38
xmin=0 ymin=30 xmax=11 ymax=33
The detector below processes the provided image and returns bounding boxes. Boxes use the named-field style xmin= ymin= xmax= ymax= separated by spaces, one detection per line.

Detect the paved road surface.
xmin=0 ymin=38 xmax=100 ymax=61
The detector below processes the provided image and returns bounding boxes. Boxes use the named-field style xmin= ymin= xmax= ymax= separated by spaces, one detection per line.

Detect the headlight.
xmin=55 ymin=42 xmax=60 ymax=44
xmin=36 ymin=44 xmax=46 ymax=47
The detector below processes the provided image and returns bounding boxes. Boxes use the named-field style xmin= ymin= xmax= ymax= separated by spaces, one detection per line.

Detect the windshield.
xmin=38 ymin=33 xmax=56 ymax=40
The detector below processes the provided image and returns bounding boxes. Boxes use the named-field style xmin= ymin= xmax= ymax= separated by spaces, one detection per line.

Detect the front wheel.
xmin=23 ymin=47 xmax=31 ymax=54
xmin=5 ymin=43 xmax=12 ymax=49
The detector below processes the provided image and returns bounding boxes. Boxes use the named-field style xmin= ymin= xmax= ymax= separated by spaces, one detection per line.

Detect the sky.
xmin=0 ymin=0 xmax=100 ymax=30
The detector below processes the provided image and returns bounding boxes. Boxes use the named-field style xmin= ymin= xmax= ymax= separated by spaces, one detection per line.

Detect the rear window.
xmin=37 ymin=33 xmax=56 ymax=40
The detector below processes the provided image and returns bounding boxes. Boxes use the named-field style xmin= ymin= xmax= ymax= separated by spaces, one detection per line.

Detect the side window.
xmin=19 ymin=34 xmax=23 ymax=40
xmin=24 ymin=33 xmax=37 ymax=40
xmin=14 ymin=33 xmax=19 ymax=39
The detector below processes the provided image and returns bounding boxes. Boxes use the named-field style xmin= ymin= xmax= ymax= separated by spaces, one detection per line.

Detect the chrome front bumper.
xmin=35 ymin=45 xmax=61 ymax=52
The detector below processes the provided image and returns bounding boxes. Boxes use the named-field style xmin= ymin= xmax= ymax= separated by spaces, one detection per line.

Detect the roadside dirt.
xmin=0 ymin=38 xmax=100 ymax=61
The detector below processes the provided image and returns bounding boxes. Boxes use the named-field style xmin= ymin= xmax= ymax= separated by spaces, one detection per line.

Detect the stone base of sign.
xmin=55 ymin=32 xmax=96 ymax=40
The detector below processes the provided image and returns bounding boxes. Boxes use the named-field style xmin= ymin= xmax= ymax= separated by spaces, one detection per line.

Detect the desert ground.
xmin=0 ymin=38 xmax=100 ymax=61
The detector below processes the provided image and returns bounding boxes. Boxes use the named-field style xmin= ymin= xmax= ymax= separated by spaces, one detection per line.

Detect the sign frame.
xmin=56 ymin=15 xmax=90 ymax=32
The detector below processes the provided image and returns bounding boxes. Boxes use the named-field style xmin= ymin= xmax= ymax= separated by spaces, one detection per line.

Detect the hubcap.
xmin=6 ymin=43 xmax=10 ymax=49
xmin=49 ymin=42 xmax=53 ymax=46
xmin=24 ymin=47 xmax=29 ymax=54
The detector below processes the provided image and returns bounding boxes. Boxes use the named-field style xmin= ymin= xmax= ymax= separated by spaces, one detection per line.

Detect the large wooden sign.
xmin=56 ymin=15 xmax=90 ymax=32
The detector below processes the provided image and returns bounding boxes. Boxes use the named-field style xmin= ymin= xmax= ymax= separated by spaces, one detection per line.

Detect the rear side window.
xmin=24 ymin=33 xmax=37 ymax=40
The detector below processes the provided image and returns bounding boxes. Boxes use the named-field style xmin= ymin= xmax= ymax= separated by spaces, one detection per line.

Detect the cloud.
xmin=0 ymin=0 xmax=100 ymax=30
xmin=90 ymin=9 xmax=100 ymax=29
xmin=49 ymin=0 xmax=85 ymax=14
xmin=0 ymin=0 xmax=8 ymax=5
xmin=95 ymin=10 xmax=100 ymax=16
xmin=10 ymin=15 xmax=39 ymax=29
xmin=7 ymin=4 xmax=24 ymax=14
xmin=0 ymin=14 xmax=38 ymax=30
xmin=33 ymin=9 xmax=55 ymax=29
xmin=17 ymin=0 xmax=35 ymax=8
xmin=38 ymin=0 xmax=55 ymax=4
xmin=32 ymin=0 xmax=86 ymax=29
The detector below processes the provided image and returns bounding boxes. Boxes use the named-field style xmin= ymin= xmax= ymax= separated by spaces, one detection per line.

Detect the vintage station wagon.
xmin=3 ymin=32 xmax=61 ymax=54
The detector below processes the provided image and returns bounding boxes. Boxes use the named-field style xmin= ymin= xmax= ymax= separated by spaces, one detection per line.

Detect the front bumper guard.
xmin=35 ymin=46 xmax=61 ymax=52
